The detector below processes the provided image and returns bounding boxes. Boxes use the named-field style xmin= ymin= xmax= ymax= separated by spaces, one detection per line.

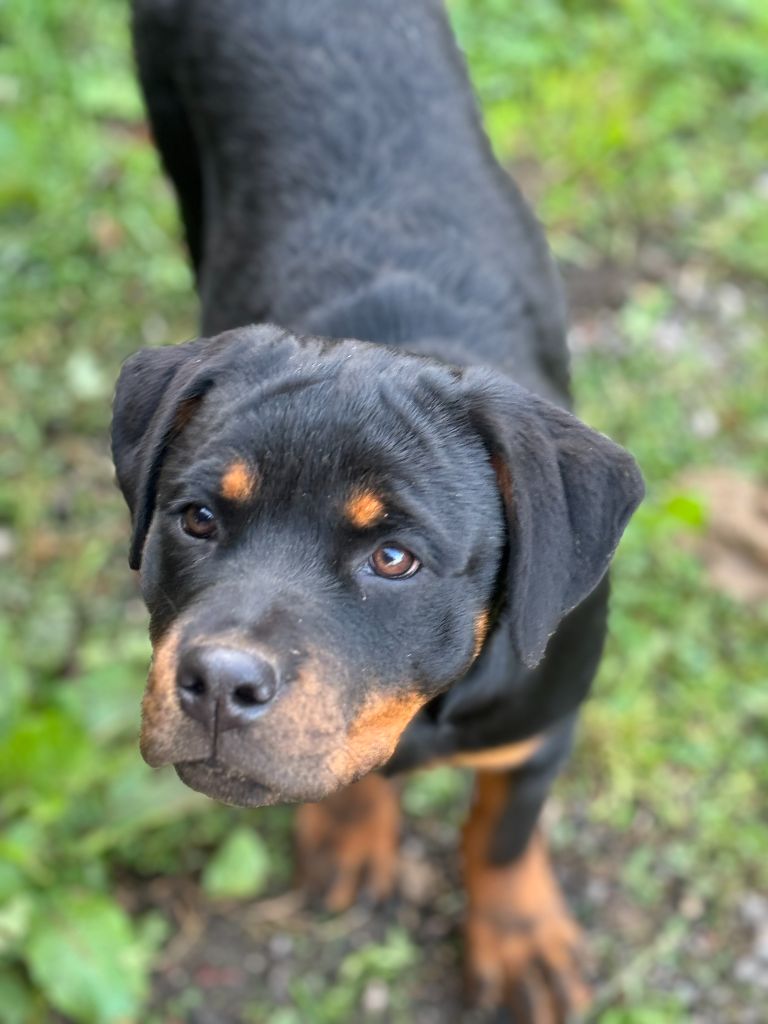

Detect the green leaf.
xmin=0 ymin=710 xmax=92 ymax=796
xmin=663 ymin=492 xmax=707 ymax=529
xmin=601 ymin=1003 xmax=687 ymax=1024
xmin=0 ymin=860 xmax=25 ymax=903
xmin=202 ymin=827 xmax=271 ymax=900
xmin=0 ymin=893 xmax=33 ymax=955
xmin=20 ymin=590 xmax=79 ymax=674
xmin=339 ymin=928 xmax=416 ymax=982
xmin=58 ymin=662 xmax=143 ymax=742
xmin=0 ymin=968 xmax=42 ymax=1024
xmin=25 ymin=889 xmax=151 ymax=1023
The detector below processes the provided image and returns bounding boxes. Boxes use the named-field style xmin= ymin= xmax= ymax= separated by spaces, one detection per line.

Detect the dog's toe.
xmin=294 ymin=774 xmax=399 ymax=913
xmin=467 ymin=907 xmax=591 ymax=1024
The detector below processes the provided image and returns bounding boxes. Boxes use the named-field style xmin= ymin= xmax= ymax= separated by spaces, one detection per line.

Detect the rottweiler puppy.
xmin=113 ymin=1 xmax=644 ymax=1019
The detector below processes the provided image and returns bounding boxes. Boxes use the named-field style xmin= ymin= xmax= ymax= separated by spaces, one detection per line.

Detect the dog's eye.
xmin=369 ymin=543 xmax=420 ymax=579
xmin=180 ymin=505 xmax=218 ymax=540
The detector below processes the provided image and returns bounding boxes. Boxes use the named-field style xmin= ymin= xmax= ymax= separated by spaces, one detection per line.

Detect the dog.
xmin=113 ymin=1 xmax=644 ymax=1019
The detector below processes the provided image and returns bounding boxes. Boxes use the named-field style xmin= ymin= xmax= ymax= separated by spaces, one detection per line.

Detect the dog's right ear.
xmin=111 ymin=337 xmax=220 ymax=571
xmin=112 ymin=324 xmax=296 ymax=570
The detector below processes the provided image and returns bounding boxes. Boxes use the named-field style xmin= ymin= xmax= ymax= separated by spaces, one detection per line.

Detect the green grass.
xmin=450 ymin=0 xmax=768 ymax=276
xmin=1 ymin=0 xmax=767 ymax=1020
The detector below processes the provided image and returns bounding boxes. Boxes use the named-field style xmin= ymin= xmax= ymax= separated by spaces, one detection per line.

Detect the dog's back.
xmin=133 ymin=0 xmax=568 ymax=401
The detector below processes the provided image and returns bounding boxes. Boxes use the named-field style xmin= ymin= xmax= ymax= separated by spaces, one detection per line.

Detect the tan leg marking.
xmin=295 ymin=774 xmax=400 ymax=911
xmin=462 ymin=774 xmax=592 ymax=1022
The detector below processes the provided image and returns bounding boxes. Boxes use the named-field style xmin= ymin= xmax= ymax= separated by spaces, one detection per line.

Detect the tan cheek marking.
xmin=345 ymin=490 xmax=385 ymax=528
xmin=220 ymin=460 xmax=258 ymax=502
xmin=442 ymin=735 xmax=543 ymax=771
xmin=140 ymin=627 xmax=184 ymax=766
xmin=328 ymin=690 xmax=427 ymax=782
xmin=472 ymin=609 xmax=491 ymax=660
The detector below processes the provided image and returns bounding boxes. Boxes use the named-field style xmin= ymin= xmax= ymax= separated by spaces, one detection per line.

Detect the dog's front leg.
xmin=462 ymin=751 xmax=591 ymax=1022
xmin=295 ymin=774 xmax=400 ymax=912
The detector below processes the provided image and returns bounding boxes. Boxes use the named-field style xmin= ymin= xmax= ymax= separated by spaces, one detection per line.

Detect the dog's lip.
xmin=174 ymin=759 xmax=274 ymax=807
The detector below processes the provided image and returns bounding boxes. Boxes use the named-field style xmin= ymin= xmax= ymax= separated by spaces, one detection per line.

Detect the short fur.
xmin=114 ymin=1 xmax=644 ymax=1018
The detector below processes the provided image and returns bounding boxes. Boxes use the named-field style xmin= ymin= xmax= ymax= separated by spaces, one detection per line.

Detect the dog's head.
xmin=112 ymin=324 xmax=643 ymax=806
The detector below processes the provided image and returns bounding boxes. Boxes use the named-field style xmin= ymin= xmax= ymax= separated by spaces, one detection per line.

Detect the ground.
xmin=1 ymin=1 xmax=767 ymax=1022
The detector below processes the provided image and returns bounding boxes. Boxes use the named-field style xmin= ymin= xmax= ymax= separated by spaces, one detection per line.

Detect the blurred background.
xmin=1 ymin=0 xmax=767 ymax=1021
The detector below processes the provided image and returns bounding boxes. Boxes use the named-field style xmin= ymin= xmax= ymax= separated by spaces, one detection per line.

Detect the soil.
xmin=142 ymin=801 xmax=761 ymax=1023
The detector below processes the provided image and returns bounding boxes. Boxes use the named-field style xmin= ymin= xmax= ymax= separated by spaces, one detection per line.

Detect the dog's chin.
xmin=175 ymin=761 xmax=279 ymax=808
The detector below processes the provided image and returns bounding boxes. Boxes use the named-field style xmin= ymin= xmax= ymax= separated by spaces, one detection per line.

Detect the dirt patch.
xmin=141 ymin=818 xmax=475 ymax=1023
xmin=133 ymin=801 xmax=760 ymax=1023
xmin=681 ymin=468 xmax=768 ymax=603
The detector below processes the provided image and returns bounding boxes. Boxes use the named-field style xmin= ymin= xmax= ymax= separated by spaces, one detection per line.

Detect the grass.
xmin=450 ymin=0 xmax=768 ymax=276
xmin=1 ymin=0 xmax=767 ymax=1020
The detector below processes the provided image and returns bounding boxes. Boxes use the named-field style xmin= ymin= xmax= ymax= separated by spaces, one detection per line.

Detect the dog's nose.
xmin=177 ymin=646 xmax=278 ymax=731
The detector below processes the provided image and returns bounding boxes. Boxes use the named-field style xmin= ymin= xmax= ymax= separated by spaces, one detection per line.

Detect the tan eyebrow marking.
xmin=345 ymin=489 xmax=385 ymax=528
xmin=220 ymin=460 xmax=258 ymax=502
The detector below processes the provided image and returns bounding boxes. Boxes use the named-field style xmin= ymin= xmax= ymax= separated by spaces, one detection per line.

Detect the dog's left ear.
xmin=461 ymin=367 xmax=644 ymax=668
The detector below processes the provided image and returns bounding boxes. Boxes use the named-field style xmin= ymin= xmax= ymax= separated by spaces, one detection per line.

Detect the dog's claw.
xmin=467 ymin=908 xmax=591 ymax=1023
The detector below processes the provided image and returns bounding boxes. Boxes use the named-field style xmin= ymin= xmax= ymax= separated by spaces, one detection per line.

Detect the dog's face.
xmin=112 ymin=325 xmax=643 ymax=806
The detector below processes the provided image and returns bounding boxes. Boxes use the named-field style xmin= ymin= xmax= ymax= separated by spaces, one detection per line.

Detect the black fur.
xmin=114 ymin=0 xmax=643 ymax=812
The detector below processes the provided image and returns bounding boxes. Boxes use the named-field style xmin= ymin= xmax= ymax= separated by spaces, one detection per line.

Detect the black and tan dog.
xmin=113 ymin=1 xmax=644 ymax=1019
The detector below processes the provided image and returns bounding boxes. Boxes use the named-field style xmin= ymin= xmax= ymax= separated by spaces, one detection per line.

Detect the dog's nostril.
xmin=219 ymin=655 xmax=277 ymax=727
xmin=181 ymin=674 xmax=207 ymax=697
xmin=233 ymin=683 xmax=259 ymax=707
xmin=231 ymin=680 xmax=274 ymax=707
xmin=177 ymin=663 xmax=212 ymax=727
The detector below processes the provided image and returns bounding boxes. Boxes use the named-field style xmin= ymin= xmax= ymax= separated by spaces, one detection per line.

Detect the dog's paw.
xmin=462 ymin=819 xmax=591 ymax=1024
xmin=466 ymin=903 xmax=591 ymax=1023
xmin=294 ymin=774 xmax=399 ymax=912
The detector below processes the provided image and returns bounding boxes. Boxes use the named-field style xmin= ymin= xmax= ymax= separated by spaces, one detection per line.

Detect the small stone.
xmin=716 ymin=283 xmax=746 ymax=320
xmin=735 ymin=958 xmax=759 ymax=984
xmin=690 ymin=408 xmax=719 ymax=439
xmin=268 ymin=933 xmax=293 ymax=959
xmin=741 ymin=892 xmax=768 ymax=925
xmin=753 ymin=927 xmax=768 ymax=963
xmin=362 ymin=979 xmax=390 ymax=1014
xmin=680 ymin=892 xmax=704 ymax=920
xmin=0 ymin=528 xmax=14 ymax=560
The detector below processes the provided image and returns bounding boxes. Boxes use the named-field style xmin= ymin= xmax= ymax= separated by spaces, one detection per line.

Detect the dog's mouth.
xmin=143 ymin=632 xmax=430 ymax=806
xmin=175 ymin=760 xmax=276 ymax=807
